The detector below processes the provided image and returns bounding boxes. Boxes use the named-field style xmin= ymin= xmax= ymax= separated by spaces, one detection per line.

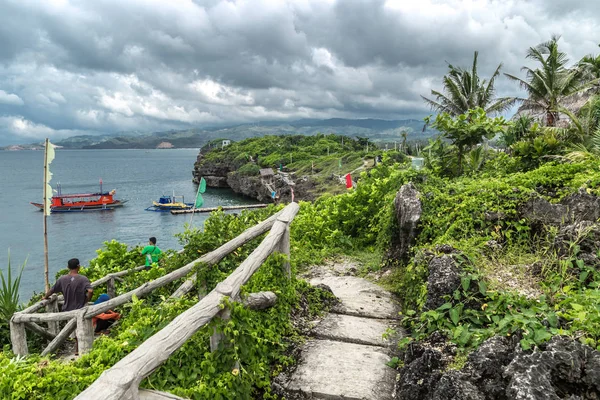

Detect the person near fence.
xmin=42 ymin=258 xmax=93 ymax=355
xmin=141 ymin=236 xmax=162 ymax=269
xmin=42 ymin=258 xmax=93 ymax=311
xmin=91 ymin=294 xmax=121 ymax=334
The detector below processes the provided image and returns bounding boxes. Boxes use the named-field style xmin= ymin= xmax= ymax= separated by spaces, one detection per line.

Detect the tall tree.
xmin=505 ymin=36 xmax=596 ymax=126
xmin=422 ymin=51 xmax=515 ymax=116
xmin=578 ymin=46 xmax=600 ymax=85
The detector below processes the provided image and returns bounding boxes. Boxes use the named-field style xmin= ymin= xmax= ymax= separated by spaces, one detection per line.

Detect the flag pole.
xmin=43 ymin=138 xmax=50 ymax=293
xmin=189 ymin=180 xmax=201 ymax=226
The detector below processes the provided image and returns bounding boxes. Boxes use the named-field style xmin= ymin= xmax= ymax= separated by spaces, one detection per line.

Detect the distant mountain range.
xmin=1 ymin=118 xmax=435 ymax=150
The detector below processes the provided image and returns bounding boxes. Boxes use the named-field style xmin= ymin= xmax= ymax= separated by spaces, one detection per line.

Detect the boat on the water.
xmin=145 ymin=195 xmax=194 ymax=212
xmin=31 ymin=185 xmax=127 ymax=212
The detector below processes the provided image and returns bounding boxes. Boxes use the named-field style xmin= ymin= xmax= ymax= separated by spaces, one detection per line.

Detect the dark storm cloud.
xmin=0 ymin=0 xmax=599 ymax=143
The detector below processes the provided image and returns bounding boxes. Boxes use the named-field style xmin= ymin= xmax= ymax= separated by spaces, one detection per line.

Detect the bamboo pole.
xmin=75 ymin=203 xmax=299 ymax=400
xmin=43 ymin=138 xmax=50 ymax=293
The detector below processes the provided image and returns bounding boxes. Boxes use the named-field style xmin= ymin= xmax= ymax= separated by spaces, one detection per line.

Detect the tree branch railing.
xmin=74 ymin=202 xmax=299 ymax=400
xmin=10 ymin=206 xmax=285 ymax=356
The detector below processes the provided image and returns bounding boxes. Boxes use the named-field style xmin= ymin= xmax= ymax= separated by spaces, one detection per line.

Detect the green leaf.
xmin=437 ymin=302 xmax=452 ymax=311
xmin=478 ymin=281 xmax=487 ymax=296
xmin=534 ymin=329 xmax=552 ymax=343
xmin=547 ymin=312 xmax=558 ymax=328
xmin=449 ymin=307 xmax=461 ymax=325
xmin=461 ymin=276 xmax=471 ymax=291
xmin=520 ymin=339 xmax=532 ymax=350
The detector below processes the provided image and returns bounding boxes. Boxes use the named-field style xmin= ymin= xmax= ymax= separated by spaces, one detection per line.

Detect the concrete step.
xmin=313 ymin=313 xmax=398 ymax=348
xmin=279 ymin=339 xmax=396 ymax=400
xmin=310 ymin=276 xmax=400 ymax=319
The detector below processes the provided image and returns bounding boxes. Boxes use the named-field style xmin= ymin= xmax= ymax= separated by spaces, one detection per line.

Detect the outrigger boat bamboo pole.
xmin=43 ymin=138 xmax=50 ymax=292
xmin=171 ymin=203 xmax=269 ymax=214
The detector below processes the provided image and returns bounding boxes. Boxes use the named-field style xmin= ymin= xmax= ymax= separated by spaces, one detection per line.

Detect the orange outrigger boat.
xmin=31 ymin=183 xmax=127 ymax=213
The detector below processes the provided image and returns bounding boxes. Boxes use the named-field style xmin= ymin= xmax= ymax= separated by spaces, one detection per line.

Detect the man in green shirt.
xmin=141 ymin=237 xmax=162 ymax=268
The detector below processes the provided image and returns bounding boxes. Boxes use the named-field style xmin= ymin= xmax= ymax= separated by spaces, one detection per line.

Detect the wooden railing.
xmin=10 ymin=206 xmax=286 ymax=357
xmin=74 ymin=202 xmax=298 ymax=399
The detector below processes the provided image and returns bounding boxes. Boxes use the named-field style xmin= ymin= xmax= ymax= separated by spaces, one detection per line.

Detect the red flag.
xmin=345 ymin=174 xmax=352 ymax=189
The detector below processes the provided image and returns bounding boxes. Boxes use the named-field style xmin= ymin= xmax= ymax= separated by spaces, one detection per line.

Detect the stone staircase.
xmin=276 ymin=262 xmax=401 ymax=400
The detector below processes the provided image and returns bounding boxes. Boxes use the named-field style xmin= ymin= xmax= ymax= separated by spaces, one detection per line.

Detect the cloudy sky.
xmin=0 ymin=0 xmax=599 ymax=144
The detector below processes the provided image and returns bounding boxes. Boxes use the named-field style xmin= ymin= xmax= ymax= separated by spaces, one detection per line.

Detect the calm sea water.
xmin=0 ymin=149 xmax=256 ymax=299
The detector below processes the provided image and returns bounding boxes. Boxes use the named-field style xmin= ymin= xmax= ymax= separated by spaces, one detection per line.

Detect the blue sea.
xmin=0 ymin=149 xmax=255 ymax=299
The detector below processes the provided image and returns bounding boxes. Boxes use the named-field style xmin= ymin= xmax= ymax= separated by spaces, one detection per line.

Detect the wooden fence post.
xmin=76 ymin=312 xmax=95 ymax=355
xmin=279 ymin=225 xmax=291 ymax=278
xmin=10 ymin=319 xmax=28 ymax=356
xmin=46 ymin=296 xmax=60 ymax=335
xmin=107 ymin=277 xmax=116 ymax=298
xmin=41 ymin=318 xmax=77 ymax=356
xmin=210 ymin=283 xmax=233 ymax=352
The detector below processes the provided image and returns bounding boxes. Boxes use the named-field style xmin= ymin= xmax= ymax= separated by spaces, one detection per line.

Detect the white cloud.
xmin=0 ymin=90 xmax=24 ymax=105
xmin=0 ymin=115 xmax=82 ymax=139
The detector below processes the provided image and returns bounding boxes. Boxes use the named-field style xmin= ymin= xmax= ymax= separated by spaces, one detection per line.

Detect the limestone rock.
xmin=504 ymin=336 xmax=600 ymax=400
xmin=425 ymin=255 xmax=460 ymax=310
xmin=521 ymin=188 xmax=600 ymax=227
xmin=431 ymin=371 xmax=485 ymax=400
xmin=397 ymin=335 xmax=600 ymax=400
xmin=392 ymin=182 xmax=422 ymax=262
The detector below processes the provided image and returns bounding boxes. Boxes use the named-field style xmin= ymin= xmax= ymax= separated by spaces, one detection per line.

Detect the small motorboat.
xmin=31 ymin=184 xmax=127 ymax=213
xmin=145 ymin=195 xmax=194 ymax=212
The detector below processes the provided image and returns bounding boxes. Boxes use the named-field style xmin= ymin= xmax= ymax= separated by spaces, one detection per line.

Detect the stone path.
xmin=276 ymin=261 xmax=401 ymax=400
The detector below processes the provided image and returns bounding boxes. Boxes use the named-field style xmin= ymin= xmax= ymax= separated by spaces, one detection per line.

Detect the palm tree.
xmin=578 ymin=46 xmax=600 ymax=90
xmin=422 ymin=51 xmax=515 ymax=116
xmin=549 ymin=96 xmax=600 ymax=161
xmin=505 ymin=36 xmax=596 ymax=126
xmin=579 ymin=54 xmax=600 ymax=81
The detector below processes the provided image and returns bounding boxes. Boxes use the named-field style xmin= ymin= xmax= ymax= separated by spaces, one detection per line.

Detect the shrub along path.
xmin=276 ymin=261 xmax=401 ymax=400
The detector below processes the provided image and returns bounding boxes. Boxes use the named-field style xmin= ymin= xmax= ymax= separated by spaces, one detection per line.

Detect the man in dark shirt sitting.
xmin=43 ymin=258 xmax=93 ymax=354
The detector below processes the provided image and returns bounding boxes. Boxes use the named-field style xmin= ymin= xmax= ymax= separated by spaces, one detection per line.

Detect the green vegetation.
xmin=0 ymin=252 xmax=25 ymax=346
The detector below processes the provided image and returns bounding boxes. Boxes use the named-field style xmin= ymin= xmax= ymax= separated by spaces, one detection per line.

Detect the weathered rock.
xmin=504 ymin=336 xmax=600 ymax=400
xmin=226 ymin=174 xmax=271 ymax=202
xmin=555 ymin=221 xmax=600 ymax=256
xmin=521 ymin=197 xmax=569 ymax=226
xmin=425 ymin=255 xmax=461 ymax=310
xmin=521 ymin=188 xmax=600 ymax=227
xmin=393 ymin=183 xmax=422 ymax=262
xmin=397 ymin=335 xmax=600 ymax=400
xmin=464 ymin=335 xmax=519 ymax=399
xmin=562 ymin=188 xmax=600 ymax=222
xmin=431 ymin=371 xmax=485 ymax=400
xmin=201 ymin=175 xmax=228 ymax=187
xmin=398 ymin=346 xmax=445 ymax=399
xmin=192 ymin=151 xmax=233 ymax=185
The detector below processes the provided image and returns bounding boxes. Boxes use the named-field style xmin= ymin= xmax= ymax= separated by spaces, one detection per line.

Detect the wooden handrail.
xmin=10 ymin=207 xmax=284 ymax=355
xmin=75 ymin=203 xmax=299 ymax=400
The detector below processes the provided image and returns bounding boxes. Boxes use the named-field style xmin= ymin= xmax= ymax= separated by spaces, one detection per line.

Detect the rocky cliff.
xmin=192 ymin=149 xmax=318 ymax=202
